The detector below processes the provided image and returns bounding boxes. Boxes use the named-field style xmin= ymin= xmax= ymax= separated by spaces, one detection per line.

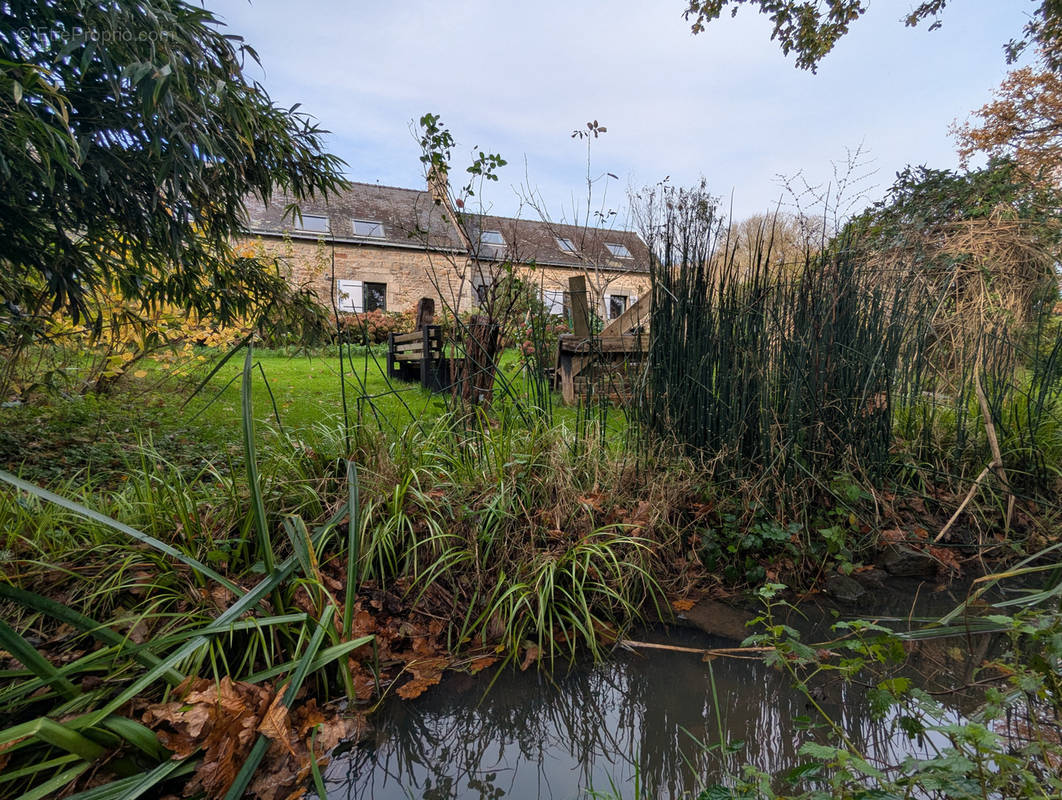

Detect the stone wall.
xmin=238 ymin=235 xmax=471 ymax=314
xmin=529 ymin=265 xmax=650 ymax=320
xmin=238 ymin=234 xmax=650 ymax=320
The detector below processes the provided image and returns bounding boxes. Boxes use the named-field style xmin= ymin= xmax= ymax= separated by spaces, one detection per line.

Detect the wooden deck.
xmin=554 ymin=276 xmax=651 ymax=406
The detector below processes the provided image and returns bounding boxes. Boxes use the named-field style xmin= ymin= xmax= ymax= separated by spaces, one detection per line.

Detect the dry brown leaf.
xmin=305 ymin=713 xmax=359 ymax=753
xmin=929 ymin=545 xmax=963 ymax=574
xmin=143 ymin=677 xmax=272 ymax=799
xmin=257 ymin=691 xmax=298 ymax=759
xmin=577 ymin=493 xmax=605 ymax=512
xmin=519 ymin=643 xmax=541 ymax=672
xmin=210 ymin=584 xmax=235 ymax=610
xmin=396 ymin=657 xmax=447 ymax=699
xmin=347 ymin=663 xmax=377 ymax=702
xmin=293 ymin=700 xmax=327 ymax=738
xmin=127 ymin=618 xmax=151 ymax=645
xmin=880 ymin=528 xmax=906 ymax=544
xmin=465 ymin=656 xmax=498 ymax=674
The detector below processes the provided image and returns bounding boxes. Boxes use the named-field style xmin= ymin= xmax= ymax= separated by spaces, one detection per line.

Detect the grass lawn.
xmin=0 ymin=345 xmax=628 ymax=487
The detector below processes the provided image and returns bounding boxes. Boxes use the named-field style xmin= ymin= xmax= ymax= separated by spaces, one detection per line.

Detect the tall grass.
xmin=0 ymin=347 xmax=687 ymax=797
xmin=638 ymin=184 xmax=1062 ymax=530
xmin=0 ymin=356 xmax=371 ymax=800
xmin=641 ymin=189 xmax=911 ymax=492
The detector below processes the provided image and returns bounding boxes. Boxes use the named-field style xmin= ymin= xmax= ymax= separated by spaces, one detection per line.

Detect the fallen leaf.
xmin=880 ymin=528 xmax=906 ymax=544
xmin=396 ymin=657 xmax=447 ymax=699
xmin=465 ymin=656 xmax=498 ymax=674
xmin=928 ymin=546 xmax=962 ymax=574
xmin=257 ymin=691 xmax=298 ymax=759
xmin=519 ymin=643 xmax=541 ymax=672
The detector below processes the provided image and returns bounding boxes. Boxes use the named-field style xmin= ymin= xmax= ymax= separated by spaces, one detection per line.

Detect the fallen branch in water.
xmin=619 ymin=640 xmax=772 ymax=659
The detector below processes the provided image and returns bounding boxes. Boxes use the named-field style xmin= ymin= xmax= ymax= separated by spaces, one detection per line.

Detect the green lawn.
xmin=0 ymin=345 xmax=628 ymax=487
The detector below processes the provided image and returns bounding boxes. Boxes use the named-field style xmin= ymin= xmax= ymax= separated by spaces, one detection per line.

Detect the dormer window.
xmin=480 ymin=230 xmax=505 ymax=246
xmin=353 ymin=219 xmax=385 ymax=238
xmin=556 ymin=237 xmax=576 ymax=253
xmin=296 ymin=214 xmax=330 ymax=233
xmin=605 ymin=242 xmax=632 ymax=259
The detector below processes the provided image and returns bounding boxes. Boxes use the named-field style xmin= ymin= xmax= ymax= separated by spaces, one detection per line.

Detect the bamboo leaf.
xmin=242 ymin=343 xmax=275 ymax=573
xmin=0 ymin=471 xmax=242 ymax=596
xmin=0 ymin=583 xmax=184 ymax=686
xmin=0 ymin=620 xmax=79 ymax=700
xmin=223 ymin=605 xmax=337 ymax=800
xmin=342 ymin=458 xmax=361 ymax=639
xmin=64 ymin=758 xmax=196 ymax=800
xmin=14 ymin=763 xmax=91 ymax=800
xmin=244 ymin=635 xmax=374 ymax=684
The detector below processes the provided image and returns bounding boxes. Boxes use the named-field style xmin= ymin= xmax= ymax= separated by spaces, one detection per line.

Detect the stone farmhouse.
xmin=240 ymin=177 xmax=651 ymax=323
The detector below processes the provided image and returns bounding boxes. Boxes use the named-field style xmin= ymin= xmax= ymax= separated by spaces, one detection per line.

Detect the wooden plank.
xmin=558 ymin=351 xmax=575 ymax=406
xmin=394 ymin=352 xmax=426 ymax=361
xmin=600 ymin=292 xmax=651 ymax=337
xmin=568 ymin=275 xmax=591 ymax=338
xmin=557 ymin=336 xmax=650 ymax=354
xmin=415 ymin=297 xmax=435 ymax=330
xmin=392 ymin=331 xmax=423 ymax=344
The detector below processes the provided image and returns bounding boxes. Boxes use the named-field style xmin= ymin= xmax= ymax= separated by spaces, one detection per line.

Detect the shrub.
xmin=335 ymin=310 xmax=415 ymax=345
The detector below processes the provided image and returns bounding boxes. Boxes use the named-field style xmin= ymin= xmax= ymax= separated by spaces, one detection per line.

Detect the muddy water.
xmin=320 ymin=581 xmax=987 ymax=800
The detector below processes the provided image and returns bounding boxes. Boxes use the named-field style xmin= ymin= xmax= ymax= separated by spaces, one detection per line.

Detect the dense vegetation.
xmin=1 ymin=2 xmax=1061 ymax=799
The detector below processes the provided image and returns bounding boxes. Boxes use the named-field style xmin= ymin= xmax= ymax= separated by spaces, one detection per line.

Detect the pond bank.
xmin=319 ymin=577 xmax=995 ymax=800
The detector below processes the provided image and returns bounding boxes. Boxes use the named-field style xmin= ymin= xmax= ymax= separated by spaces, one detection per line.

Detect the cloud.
xmin=212 ymin=0 xmax=1030 ymax=224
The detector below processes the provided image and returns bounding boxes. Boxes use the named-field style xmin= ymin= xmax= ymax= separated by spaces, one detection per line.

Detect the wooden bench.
xmin=387 ymin=326 xmax=448 ymax=391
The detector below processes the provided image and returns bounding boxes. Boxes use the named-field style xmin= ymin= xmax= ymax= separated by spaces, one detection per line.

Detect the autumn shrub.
xmin=517 ymin=317 xmax=571 ymax=362
xmin=0 ymin=272 xmax=331 ymax=399
xmin=334 ymin=309 xmax=415 ymax=345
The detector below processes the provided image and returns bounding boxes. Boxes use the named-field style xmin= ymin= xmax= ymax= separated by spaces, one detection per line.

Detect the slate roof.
xmin=242 ymin=181 xmax=649 ymax=273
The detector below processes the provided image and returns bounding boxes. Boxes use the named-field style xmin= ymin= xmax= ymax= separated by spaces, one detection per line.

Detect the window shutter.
xmin=337 ymin=280 xmax=363 ymax=313
xmin=541 ymin=289 xmax=564 ymax=315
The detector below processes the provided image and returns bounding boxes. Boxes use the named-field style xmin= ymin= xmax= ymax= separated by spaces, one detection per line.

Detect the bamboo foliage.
xmin=640 ymin=185 xmax=911 ymax=487
xmin=638 ymin=182 xmax=1062 ymax=499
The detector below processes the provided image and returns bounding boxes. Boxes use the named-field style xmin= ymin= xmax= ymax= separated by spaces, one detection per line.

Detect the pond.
xmin=318 ymin=580 xmax=989 ymax=800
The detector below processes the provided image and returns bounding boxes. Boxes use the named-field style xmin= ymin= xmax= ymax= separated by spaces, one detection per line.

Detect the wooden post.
xmin=387 ymin=332 xmax=398 ymax=380
xmin=461 ymin=314 xmax=500 ymax=405
xmin=558 ymin=345 xmax=575 ymax=406
xmin=419 ymin=325 xmax=432 ymax=389
xmin=415 ymin=297 xmax=435 ymax=331
xmin=567 ymin=275 xmax=592 ymax=391
xmin=568 ymin=275 xmax=591 ymax=338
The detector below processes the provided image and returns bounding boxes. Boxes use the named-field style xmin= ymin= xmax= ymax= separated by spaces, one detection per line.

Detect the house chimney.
xmin=426 ymin=163 xmax=474 ymax=254
xmin=427 ymin=164 xmax=450 ymax=208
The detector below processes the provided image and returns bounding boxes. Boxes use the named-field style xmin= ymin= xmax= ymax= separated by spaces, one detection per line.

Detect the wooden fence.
xmin=554 ymin=276 xmax=651 ymax=406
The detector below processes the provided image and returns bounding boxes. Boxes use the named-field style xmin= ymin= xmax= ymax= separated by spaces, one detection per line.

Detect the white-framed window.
xmin=556 ymin=237 xmax=576 ymax=253
xmin=353 ymin=219 xmax=385 ymax=238
xmin=296 ymin=214 xmax=330 ymax=233
xmin=471 ymin=272 xmax=493 ymax=305
xmin=541 ymin=288 xmax=565 ymax=316
xmin=336 ymin=279 xmax=363 ymax=313
xmin=605 ymin=242 xmax=632 ymax=259
xmin=363 ymin=282 xmax=387 ymax=311
xmin=605 ymin=293 xmax=628 ymax=319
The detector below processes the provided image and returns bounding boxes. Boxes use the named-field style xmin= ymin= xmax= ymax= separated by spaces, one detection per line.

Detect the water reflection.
xmin=322 ymin=587 xmax=985 ymax=799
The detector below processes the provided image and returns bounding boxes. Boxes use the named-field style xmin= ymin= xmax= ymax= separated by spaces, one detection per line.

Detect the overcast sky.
xmin=210 ymin=0 xmax=1034 ymax=228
